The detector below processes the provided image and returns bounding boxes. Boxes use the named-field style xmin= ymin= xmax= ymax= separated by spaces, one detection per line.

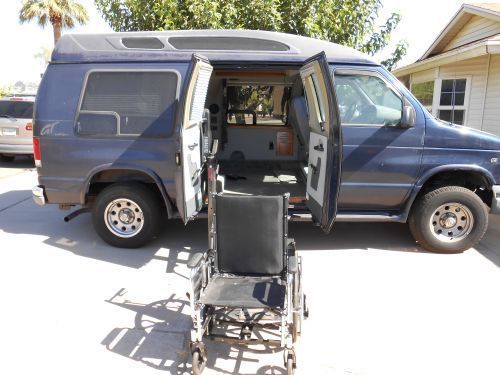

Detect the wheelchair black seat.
xmin=200 ymin=275 xmax=286 ymax=309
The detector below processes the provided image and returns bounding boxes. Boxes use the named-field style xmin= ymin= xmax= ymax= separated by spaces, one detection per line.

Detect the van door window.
xmin=334 ymin=73 xmax=402 ymax=126
xmin=77 ymin=71 xmax=179 ymax=137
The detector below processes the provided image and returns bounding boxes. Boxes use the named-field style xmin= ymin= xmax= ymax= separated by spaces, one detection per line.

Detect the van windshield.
xmin=0 ymin=101 xmax=33 ymax=119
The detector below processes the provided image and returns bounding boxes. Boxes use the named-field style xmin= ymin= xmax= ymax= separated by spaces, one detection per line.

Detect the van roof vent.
xmin=121 ymin=37 xmax=165 ymax=49
xmin=168 ymin=36 xmax=290 ymax=52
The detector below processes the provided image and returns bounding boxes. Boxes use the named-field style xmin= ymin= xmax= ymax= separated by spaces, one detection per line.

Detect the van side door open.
xmin=176 ymin=55 xmax=213 ymax=223
xmin=300 ymin=52 xmax=342 ymax=233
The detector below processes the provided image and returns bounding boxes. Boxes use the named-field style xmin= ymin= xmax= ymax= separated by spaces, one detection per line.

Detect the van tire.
xmin=92 ymin=182 xmax=162 ymax=248
xmin=0 ymin=155 xmax=15 ymax=162
xmin=409 ymin=186 xmax=488 ymax=253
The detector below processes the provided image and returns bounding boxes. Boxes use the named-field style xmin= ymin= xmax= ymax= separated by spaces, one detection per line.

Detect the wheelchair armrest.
xmin=287 ymin=238 xmax=298 ymax=273
xmin=187 ymin=252 xmax=205 ymax=268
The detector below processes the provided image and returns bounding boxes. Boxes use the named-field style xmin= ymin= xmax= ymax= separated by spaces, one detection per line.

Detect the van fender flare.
xmin=82 ymin=163 xmax=175 ymax=218
xmin=401 ymin=164 xmax=495 ymax=221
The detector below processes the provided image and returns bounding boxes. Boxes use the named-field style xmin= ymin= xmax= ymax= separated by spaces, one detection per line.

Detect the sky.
xmin=0 ymin=0 xmax=499 ymax=86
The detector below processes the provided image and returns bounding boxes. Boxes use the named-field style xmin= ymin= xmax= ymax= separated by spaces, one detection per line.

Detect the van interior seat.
xmin=288 ymin=96 xmax=309 ymax=149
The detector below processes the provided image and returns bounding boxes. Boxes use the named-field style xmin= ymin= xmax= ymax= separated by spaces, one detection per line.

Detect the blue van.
xmin=32 ymin=30 xmax=500 ymax=253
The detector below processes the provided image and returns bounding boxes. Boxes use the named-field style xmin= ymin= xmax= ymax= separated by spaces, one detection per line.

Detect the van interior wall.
xmin=205 ymin=68 xmax=308 ymax=202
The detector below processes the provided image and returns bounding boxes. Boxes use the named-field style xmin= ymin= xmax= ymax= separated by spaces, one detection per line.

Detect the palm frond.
xmin=19 ymin=0 xmax=88 ymax=28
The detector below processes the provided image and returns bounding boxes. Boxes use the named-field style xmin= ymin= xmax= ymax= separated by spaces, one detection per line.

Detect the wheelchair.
xmin=187 ymin=193 xmax=307 ymax=374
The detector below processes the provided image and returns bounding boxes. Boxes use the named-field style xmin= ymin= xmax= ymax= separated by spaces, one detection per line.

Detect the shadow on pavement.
xmin=289 ymin=221 xmax=424 ymax=252
xmin=475 ymin=215 xmax=500 ymax=267
xmin=103 ymin=288 xmax=287 ymax=374
xmin=1 ymin=187 xmax=499 ymax=268
xmin=0 ymin=189 xmax=208 ymax=269
xmin=102 ymin=290 xmax=191 ymax=373
xmin=0 ymin=189 xmax=32 ymax=212
xmin=0 ymin=156 xmax=35 ymax=169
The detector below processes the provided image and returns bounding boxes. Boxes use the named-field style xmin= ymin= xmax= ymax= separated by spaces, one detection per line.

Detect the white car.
xmin=0 ymin=96 xmax=35 ymax=162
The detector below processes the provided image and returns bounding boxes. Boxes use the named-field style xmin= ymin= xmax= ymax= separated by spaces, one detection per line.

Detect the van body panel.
xmin=35 ymin=62 xmax=188 ymax=205
xmin=332 ymin=65 xmax=426 ymax=212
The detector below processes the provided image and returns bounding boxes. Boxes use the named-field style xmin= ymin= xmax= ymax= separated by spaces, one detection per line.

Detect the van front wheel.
xmin=409 ymin=186 xmax=488 ymax=253
xmin=92 ymin=183 xmax=162 ymax=248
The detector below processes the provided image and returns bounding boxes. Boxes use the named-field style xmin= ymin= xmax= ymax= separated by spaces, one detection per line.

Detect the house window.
xmin=436 ymin=78 xmax=467 ymax=125
xmin=411 ymin=81 xmax=434 ymax=110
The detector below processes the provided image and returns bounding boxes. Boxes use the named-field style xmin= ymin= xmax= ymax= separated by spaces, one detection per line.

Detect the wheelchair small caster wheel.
xmin=286 ymin=353 xmax=295 ymax=375
xmin=192 ymin=349 xmax=206 ymax=375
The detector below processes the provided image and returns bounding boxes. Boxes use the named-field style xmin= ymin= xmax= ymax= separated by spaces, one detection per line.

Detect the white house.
xmin=393 ymin=3 xmax=500 ymax=136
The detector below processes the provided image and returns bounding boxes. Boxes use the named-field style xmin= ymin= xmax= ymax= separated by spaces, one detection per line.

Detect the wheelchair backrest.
xmin=214 ymin=194 xmax=288 ymax=276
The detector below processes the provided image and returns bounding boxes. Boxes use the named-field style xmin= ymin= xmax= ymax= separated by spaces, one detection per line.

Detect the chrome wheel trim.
xmin=104 ymin=198 xmax=144 ymax=238
xmin=429 ymin=202 xmax=474 ymax=243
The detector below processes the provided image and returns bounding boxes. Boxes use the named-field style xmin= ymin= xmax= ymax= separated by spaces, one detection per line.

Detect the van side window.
xmin=77 ymin=71 xmax=178 ymax=137
xmin=334 ymin=73 xmax=402 ymax=126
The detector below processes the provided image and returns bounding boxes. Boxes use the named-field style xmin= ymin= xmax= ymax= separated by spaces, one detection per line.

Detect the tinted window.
xmin=79 ymin=71 xmax=178 ymax=137
xmin=122 ymin=37 xmax=164 ymax=49
xmin=440 ymin=79 xmax=466 ymax=106
xmin=0 ymin=101 xmax=33 ymax=119
xmin=169 ymin=36 xmax=289 ymax=51
xmin=438 ymin=109 xmax=465 ymax=125
xmin=334 ymin=74 xmax=402 ymax=126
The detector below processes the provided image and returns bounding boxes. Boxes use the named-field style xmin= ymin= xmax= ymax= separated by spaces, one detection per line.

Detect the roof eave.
xmin=393 ymin=41 xmax=491 ymax=77
xmin=420 ymin=3 xmax=500 ymax=60
xmin=420 ymin=5 xmax=467 ymax=60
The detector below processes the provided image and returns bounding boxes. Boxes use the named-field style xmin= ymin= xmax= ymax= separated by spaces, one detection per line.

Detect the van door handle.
xmin=313 ymin=144 xmax=324 ymax=152
xmin=188 ymin=142 xmax=198 ymax=151
xmin=309 ymin=163 xmax=317 ymax=174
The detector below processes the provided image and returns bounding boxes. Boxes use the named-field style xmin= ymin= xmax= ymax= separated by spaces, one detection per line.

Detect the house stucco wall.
xmin=483 ymin=54 xmax=500 ymax=135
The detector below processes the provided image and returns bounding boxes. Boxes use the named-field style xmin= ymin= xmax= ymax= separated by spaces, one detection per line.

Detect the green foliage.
xmin=95 ymin=0 xmax=407 ymax=68
xmin=0 ymin=85 xmax=12 ymax=98
xmin=381 ymin=40 xmax=408 ymax=71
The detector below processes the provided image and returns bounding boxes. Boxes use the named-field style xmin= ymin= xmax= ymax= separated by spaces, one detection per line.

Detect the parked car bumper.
xmin=0 ymin=143 xmax=33 ymax=155
xmin=492 ymin=185 xmax=500 ymax=215
xmin=32 ymin=185 xmax=46 ymax=206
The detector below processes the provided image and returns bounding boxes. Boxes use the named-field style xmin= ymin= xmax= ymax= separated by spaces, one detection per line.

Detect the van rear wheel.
xmin=92 ymin=183 xmax=162 ymax=248
xmin=409 ymin=186 xmax=488 ymax=253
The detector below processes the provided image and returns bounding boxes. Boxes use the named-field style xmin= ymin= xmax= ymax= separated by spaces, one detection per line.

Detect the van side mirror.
xmin=401 ymin=103 xmax=416 ymax=128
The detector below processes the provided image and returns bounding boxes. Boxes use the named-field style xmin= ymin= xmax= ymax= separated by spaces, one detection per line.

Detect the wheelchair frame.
xmin=187 ymin=150 xmax=307 ymax=374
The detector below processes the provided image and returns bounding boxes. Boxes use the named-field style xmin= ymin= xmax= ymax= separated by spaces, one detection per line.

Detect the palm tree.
xmin=19 ymin=0 xmax=89 ymax=45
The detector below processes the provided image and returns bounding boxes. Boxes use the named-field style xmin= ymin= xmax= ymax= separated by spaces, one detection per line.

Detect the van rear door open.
xmin=300 ymin=52 xmax=342 ymax=233
xmin=176 ymin=54 xmax=213 ymax=223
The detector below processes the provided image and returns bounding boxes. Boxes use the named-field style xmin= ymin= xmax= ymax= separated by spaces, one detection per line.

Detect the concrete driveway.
xmin=1 ymin=160 xmax=500 ymax=375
